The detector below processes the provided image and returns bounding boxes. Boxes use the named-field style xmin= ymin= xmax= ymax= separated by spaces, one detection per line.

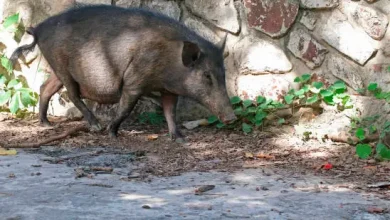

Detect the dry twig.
xmin=0 ymin=125 xmax=89 ymax=149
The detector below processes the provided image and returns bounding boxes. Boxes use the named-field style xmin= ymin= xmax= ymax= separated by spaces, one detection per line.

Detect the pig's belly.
xmin=79 ymin=85 xmax=122 ymax=104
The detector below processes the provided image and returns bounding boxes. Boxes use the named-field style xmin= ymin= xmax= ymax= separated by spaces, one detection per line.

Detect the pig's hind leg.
xmin=52 ymin=68 xmax=102 ymax=131
xmin=39 ymin=73 xmax=63 ymax=126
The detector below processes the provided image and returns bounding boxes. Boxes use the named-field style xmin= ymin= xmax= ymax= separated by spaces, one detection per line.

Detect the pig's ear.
xmin=182 ymin=41 xmax=201 ymax=67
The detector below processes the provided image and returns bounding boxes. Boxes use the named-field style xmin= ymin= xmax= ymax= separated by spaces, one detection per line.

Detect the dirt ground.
xmin=0 ymin=112 xmax=389 ymax=200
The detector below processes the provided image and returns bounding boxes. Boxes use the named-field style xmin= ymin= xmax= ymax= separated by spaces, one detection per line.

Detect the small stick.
xmin=326 ymin=132 xmax=379 ymax=144
xmin=90 ymin=167 xmax=114 ymax=172
xmin=1 ymin=125 xmax=89 ymax=149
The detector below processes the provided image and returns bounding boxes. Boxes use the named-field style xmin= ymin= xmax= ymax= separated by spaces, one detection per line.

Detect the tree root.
xmin=1 ymin=125 xmax=89 ymax=149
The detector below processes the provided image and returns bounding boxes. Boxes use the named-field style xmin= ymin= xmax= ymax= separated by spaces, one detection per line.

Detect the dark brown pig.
xmin=10 ymin=5 xmax=236 ymax=142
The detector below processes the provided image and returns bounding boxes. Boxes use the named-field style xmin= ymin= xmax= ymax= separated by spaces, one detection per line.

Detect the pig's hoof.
xmin=175 ymin=137 xmax=186 ymax=144
xmin=40 ymin=120 xmax=52 ymax=127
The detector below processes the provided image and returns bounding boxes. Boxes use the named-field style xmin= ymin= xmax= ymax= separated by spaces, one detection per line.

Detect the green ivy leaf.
xmin=332 ymin=80 xmax=347 ymax=90
xmin=368 ymin=125 xmax=377 ymax=134
xmin=384 ymin=121 xmax=390 ymax=130
xmin=247 ymin=107 xmax=257 ymax=113
xmin=294 ymin=77 xmax=302 ymax=83
xmin=255 ymin=111 xmax=268 ymax=121
xmin=9 ymin=92 xmax=20 ymax=114
xmin=376 ymin=143 xmax=389 ymax=160
xmin=7 ymin=79 xmax=21 ymax=89
xmin=367 ymin=83 xmax=378 ymax=92
xmin=284 ymin=95 xmax=294 ymax=105
xmin=387 ymin=65 xmax=390 ymax=72
xmin=302 ymin=85 xmax=310 ymax=93
xmin=20 ymin=92 xmax=32 ymax=107
xmin=380 ymin=149 xmax=390 ymax=159
xmin=0 ymin=90 xmax=12 ymax=105
xmin=377 ymin=143 xmax=390 ymax=159
xmin=216 ymin=122 xmax=225 ymax=129
xmin=271 ymin=100 xmax=284 ymax=108
xmin=375 ymin=91 xmax=386 ymax=99
xmin=301 ymin=74 xmax=311 ymax=82
xmin=287 ymin=89 xmax=296 ymax=95
xmin=306 ymin=95 xmax=319 ymax=104
xmin=241 ymin=108 xmax=249 ymax=117
xmin=334 ymin=88 xmax=346 ymax=94
xmin=323 ymin=96 xmax=335 ymax=105
xmin=1 ymin=57 xmax=13 ymax=73
xmin=246 ymin=115 xmax=255 ymax=124
xmin=355 ymin=128 xmax=366 ymax=141
xmin=234 ymin=106 xmax=243 ymax=116
xmin=294 ymin=89 xmax=305 ymax=96
xmin=259 ymin=99 xmax=272 ymax=109
xmin=278 ymin=118 xmax=285 ymax=125
xmin=320 ymin=89 xmax=333 ymax=97
xmin=0 ymin=74 xmax=6 ymax=87
xmin=311 ymin=82 xmax=323 ymax=93
xmin=356 ymin=144 xmax=372 ymax=159
xmin=207 ymin=115 xmax=219 ymax=124
xmin=3 ymin=13 xmax=19 ymax=29
xmin=256 ymin=96 xmax=266 ymax=104
xmin=376 ymin=143 xmax=386 ymax=153
xmin=255 ymin=119 xmax=263 ymax=127
xmin=243 ymin=99 xmax=253 ymax=108
xmin=242 ymin=123 xmax=252 ymax=134
xmin=310 ymin=87 xmax=321 ymax=94
xmin=230 ymin=96 xmax=242 ymax=105
xmin=312 ymin=82 xmax=324 ymax=89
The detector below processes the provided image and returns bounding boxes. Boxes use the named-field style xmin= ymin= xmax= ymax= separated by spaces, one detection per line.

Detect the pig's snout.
xmin=221 ymin=113 xmax=237 ymax=124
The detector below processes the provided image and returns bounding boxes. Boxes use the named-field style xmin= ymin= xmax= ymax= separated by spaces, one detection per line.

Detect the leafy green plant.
xmin=356 ymin=144 xmax=372 ymax=159
xmin=289 ymin=74 xmax=352 ymax=110
xmin=351 ymin=77 xmax=390 ymax=160
xmin=208 ymin=95 xmax=285 ymax=134
xmin=138 ymin=111 xmax=165 ymax=126
xmin=0 ymin=14 xmax=38 ymax=114
xmin=208 ymin=73 xmax=353 ymax=135
xmin=352 ymin=117 xmax=390 ymax=160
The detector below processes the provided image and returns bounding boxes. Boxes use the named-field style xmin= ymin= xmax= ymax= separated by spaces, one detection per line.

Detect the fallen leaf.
xmin=0 ymin=148 xmax=17 ymax=156
xmin=147 ymin=134 xmax=159 ymax=141
xmin=363 ymin=166 xmax=377 ymax=170
xmin=256 ymin=153 xmax=275 ymax=160
xmin=90 ymin=166 xmax=113 ymax=173
xmin=195 ymin=185 xmax=215 ymax=194
xmin=245 ymin=152 xmax=254 ymax=159
xmin=198 ymin=119 xmax=209 ymax=126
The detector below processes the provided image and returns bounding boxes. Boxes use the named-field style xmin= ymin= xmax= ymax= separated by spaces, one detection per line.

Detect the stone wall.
xmin=1 ymin=0 xmax=390 ymax=122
